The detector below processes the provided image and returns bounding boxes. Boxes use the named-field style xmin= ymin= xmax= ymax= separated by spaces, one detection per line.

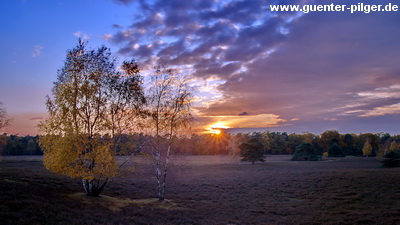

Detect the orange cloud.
xmin=199 ymin=113 xmax=286 ymax=133
xmin=360 ymin=103 xmax=400 ymax=117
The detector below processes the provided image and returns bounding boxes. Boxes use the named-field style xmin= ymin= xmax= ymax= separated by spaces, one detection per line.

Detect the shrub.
xmin=292 ymin=143 xmax=321 ymax=161
xmin=381 ymin=151 xmax=400 ymax=168
xmin=328 ymin=143 xmax=345 ymax=157
xmin=323 ymin=152 xmax=329 ymax=157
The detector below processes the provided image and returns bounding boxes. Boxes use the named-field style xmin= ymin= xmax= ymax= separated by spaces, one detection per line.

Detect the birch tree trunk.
xmin=147 ymin=66 xmax=193 ymax=202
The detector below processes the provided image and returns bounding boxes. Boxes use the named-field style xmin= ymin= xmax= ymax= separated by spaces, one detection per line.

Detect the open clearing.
xmin=1 ymin=155 xmax=400 ymax=225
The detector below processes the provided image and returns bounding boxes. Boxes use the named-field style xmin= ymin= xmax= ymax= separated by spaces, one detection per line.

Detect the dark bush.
xmin=292 ymin=143 xmax=321 ymax=161
xmin=328 ymin=143 xmax=345 ymax=157
xmin=381 ymin=151 xmax=400 ymax=168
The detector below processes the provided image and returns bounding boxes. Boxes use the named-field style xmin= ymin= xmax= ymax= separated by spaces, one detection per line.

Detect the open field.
xmin=1 ymin=155 xmax=400 ymax=225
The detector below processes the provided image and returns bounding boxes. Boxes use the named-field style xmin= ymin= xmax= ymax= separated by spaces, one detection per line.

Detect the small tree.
xmin=39 ymin=40 xmax=144 ymax=196
xmin=240 ymin=137 xmax=265 ymax=164
xmin=362 ymin=140 xmax=373 ymax=157
xmin=292 ymin=143 xmax=320 ymax=161
xmin=226 ymin=134 xmax=243 ymax=156
xmin=0 ymin=102 xmax=11 ymax=132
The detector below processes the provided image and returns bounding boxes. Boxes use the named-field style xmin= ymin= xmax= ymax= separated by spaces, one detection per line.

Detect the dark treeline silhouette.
xmin=0 ymin=134 xmax=42 ymax=155
xmin=2 ymin=130 xmax=400 ymax=157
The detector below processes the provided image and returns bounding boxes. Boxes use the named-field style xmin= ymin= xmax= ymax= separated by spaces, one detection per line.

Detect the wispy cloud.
xmin=29 ymin=117 xmax=43 ymax=121
xmin=112 ymin=0 xmax=135 ymax=5
xmin=360 ymin=103 xmax=400 ymax=117
xmin=102 ymin=34 xmax=113 ymax=41
xmin=358 ymin=85 xmax=400 ymax=99
xmin=73 ymin=31 xmax=90 ymax=40
xmin=32 ymin=45 xmax=43 ymax=57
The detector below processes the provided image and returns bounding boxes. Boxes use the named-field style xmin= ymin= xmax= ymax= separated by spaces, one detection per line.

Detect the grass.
xmin=1 ymin=155 xmax=400 ymax=224
xmin=68 ymin=193 xmax=184 ymax=212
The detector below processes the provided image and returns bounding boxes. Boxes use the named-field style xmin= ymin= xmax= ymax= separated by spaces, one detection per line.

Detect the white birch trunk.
xmin=155 ymin=150 xmax=162 ymax=200
xmin=159 ymin=144 xmax=171 ymax=201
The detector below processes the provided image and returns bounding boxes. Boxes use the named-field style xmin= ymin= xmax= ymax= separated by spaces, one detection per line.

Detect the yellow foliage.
xmin=323 ymin=152 xmax=329 ymax=157
xmin=37 ymin=41 xmax=145 ymax=196
xmin=362 ymin=141 xmax=373 ymax=157
xmin=389 ymin=141 xmax=399 ymax=152
xmin=40 ymin=134 xmax=116 ymax=180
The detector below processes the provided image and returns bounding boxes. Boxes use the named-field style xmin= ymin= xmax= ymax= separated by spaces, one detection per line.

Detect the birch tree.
xmin=39 ymin=40 xmax=144 ymax=196
xmin=226 ymin=134 xmax=244 ymax=156
xmin=147 ymin=66 xmax=193 ymax=201
xmin=0 ymin=102 xmax=11 ymax=131
xmin=0 ymin=103 xmax=10 ymax=157
xmin=108 ymin=60 xmax=146 ymax=151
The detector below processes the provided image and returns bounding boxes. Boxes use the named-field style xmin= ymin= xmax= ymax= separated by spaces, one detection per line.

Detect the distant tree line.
xmin=2 ymin=130 xmax=400 ymax=157
xmin=231 ymin=130 xmax=400 ymax=158
xmin=0 ymin=134 xmax=42 ymax=155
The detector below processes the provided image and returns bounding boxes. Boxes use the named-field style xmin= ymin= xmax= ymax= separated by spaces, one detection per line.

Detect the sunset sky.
xmin=1 ymin=0 xmax=400 ymax=135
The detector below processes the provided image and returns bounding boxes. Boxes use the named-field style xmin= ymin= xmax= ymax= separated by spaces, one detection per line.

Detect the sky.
xmin=1 ymin=0 xmax=400 ymax=135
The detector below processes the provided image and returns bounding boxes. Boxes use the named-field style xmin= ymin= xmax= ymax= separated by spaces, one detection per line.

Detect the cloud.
xmin=112 ymin=0 xmax=135 ymax=5
xmin=111 ymin=0 xmax=400 ymax=133
xmin=32 ymin=45 xmax=43 ymax=57
xmin=73 ymin=31 xmax=90 ymax=40
xmin=198 ymin=113 xmax=286 ymax=133
xmin=29 ymin=117 xmax=43 ymax=121
xmin=357 ymin=85 xmax=400 ymax=100
xmin=102 ymin=34 xmax=113 ymax=41
xmin=360 ymin=104 xmax=400 ymax=117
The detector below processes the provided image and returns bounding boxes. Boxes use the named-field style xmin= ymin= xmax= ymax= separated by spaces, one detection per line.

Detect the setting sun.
xmin=207 ymin=122 xmax=230 ymax=134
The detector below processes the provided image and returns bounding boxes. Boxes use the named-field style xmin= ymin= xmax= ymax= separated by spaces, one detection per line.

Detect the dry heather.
xmin=1 ymin=155 xmax=400 ymax=225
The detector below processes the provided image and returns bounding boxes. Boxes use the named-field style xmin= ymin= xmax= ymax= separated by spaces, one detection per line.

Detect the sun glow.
xmin=207 ymin=122 xmax=230 ymax=134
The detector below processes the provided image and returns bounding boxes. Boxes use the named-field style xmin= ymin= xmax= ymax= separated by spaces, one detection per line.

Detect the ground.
xmin=1 ymin=155 xmax=400 ymax=225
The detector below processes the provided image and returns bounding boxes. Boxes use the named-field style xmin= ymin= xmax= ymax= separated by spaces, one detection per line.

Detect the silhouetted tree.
xmin=287 ymin=133 xmax=303 ymax=154
xmin=381 ymin=151 xmax=400 ymax=168
xmin=240 ymin=137 xmax=265 ymax=164
xmin=328 ymin=142 xmax=344 ymax=157
xmin=343 ymin=133 xmax=356 ymax=156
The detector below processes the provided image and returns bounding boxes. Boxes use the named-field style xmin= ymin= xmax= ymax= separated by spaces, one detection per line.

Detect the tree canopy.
xmin=39 ymin=40 xmax=144 ymax=196
xmin=292 ymin=143 xmax=320 ymax=161
xmin=240 ymin=137 xmax=265 ymax=164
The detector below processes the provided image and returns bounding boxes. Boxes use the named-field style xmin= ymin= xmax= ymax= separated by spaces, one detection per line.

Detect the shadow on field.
xmin=1 ymin=155 xmax=400 ymax=224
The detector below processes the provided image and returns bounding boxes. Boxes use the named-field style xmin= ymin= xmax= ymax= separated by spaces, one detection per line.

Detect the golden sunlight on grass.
xmin=68 ymin=193 xmax=184 ymax=211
